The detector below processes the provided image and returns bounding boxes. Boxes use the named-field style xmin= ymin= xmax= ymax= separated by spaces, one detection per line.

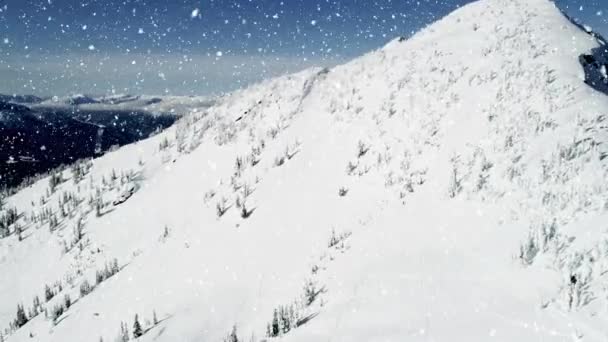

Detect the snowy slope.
xmin=1 ymin=0 xmax=608 ymax=341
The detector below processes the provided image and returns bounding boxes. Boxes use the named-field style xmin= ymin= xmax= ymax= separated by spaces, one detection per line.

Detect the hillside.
xmin=1 ymin=0 xmax=608 ymax=341
xmin=0 ymin=95 xmax=215 ymax=188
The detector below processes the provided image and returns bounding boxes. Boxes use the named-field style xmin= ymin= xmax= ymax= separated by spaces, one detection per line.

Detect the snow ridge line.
xmin=290 ymin=67 xmax=331 ymax=118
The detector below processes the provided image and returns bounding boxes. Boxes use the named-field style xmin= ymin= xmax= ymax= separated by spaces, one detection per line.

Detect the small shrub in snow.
xmin=328 ymin=228 xmax=352 ymax=249
xmin=274 ymin=155 xmax=286 ymax=167
xmin=242 ymin=183 xmax=253 ymax=198
xmin=234 ymin=157 xmax=245 ymax=176
xmin=203 ymin=189 xmax=217 ymax=205
xmin=447 ymin=155 xmax=462 ymax=198
xmin=357 ymin=141 xmax=370 ymax=158
xmin=519 ymin=233 xmax=539 ymax=266
xmin=48 ymin=172 xmax=64 ymax=193
xmin=338 ymin=187 xmax=349 ymax=197
xmin=240 ymin=204 xmax=254 ymax=219
xmin=267 ymin=126 xmax=280 ymax=139
xmin=346 ymin=161 xmax=357 ymax=175
xmin=285 ymin=146 xmax=298 ymax=160
xmin=302 ymin=279 xmax=321 ymax=306
xmin=158 ymin=136 xmax=170 ymax=151
xmin=216 ymin=198 xmax=229 ymax=217
xmin=249 ymin=147 xmax=261 ymax=166
xmin=73 ymin=217 xmax=85 ymax=245
xmin=162 ymin=225 xmax=170 ymax=240
xmin=230 ymin=175 xmax=242 ymax=192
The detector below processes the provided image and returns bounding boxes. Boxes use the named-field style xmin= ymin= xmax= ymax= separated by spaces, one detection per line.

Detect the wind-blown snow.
xmin=1 ymin=0 xmax=608 ymax=341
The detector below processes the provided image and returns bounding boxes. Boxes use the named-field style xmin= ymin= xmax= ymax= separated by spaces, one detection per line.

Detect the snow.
xmin=1 ymin=0 xmax=608 ymax=341
xmin=34 ymin=94 xmax=216 ymax=116
xmin=191 ymin=8 xmax=200 ymax=19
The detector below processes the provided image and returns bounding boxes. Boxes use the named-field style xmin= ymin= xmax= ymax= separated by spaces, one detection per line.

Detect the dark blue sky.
xmin=0 ymin=0 xmax=606 ymax=96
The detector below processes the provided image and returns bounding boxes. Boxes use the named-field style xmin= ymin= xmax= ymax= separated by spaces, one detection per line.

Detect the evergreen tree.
xmin=15 ymin=304 xmax=28 ymax=328
xmin=44 ymin=284 xmax=54 ymax=302
xmin=152 ymin=310 xmax=158 ymax=325
xmin=32 ymin=296 xmax=41 ymax=316
xmin=279 ymin=306 xmax=290 ymax=334
xmin=271 ymin=309 xmax=280 ymax=337
xmin=133 ymin=314 xmax=143 ymax=338
xmin=266 ymin=323 xmax=273 ymax=338
xmin=225 ymin=325 xmax=239 ymax=342
xmin=64 ymin=294 xmax=72 ymax=309
xmin=119 ymin=321 xmax=129 ymax=342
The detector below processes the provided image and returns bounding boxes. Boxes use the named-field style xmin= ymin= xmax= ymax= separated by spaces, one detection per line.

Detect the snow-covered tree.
xmin=224 ymin=325 xmax=239 ymax=342
xmin=133 ymin=314 xmax=143 ymax=338
xmin=15 ymin=304 xmax=28 ymax=328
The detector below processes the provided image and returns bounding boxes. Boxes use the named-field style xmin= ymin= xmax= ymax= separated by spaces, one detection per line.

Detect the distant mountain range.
xmin=0 ymin=94 xmax=44 ymax=104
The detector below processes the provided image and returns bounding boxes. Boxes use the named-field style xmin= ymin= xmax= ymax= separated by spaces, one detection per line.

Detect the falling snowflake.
xmin=2 ymin=38 xmax=8 ymax=44
xmin=311 ymin=20 xmax=317 ymax=26
xmin=88 ymin=44 xmax=95 ymax=51
xmin=138 ymin=28 xmax=144 ymax=34
xmin=216 ymin=51 xmax=223 ymax=57
xmin=191 ymin=8 xmax=200 ymax=18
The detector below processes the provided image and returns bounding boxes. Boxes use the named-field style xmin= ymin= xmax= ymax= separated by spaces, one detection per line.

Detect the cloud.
xmin=0 ymin=53 xmax=345 ymax=97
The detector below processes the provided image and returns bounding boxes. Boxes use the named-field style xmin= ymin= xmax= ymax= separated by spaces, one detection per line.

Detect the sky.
xmin=0 ymin=0 xmax=606 ymax=97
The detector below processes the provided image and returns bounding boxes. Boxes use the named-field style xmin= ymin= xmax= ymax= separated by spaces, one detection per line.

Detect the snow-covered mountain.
xmin=34 ymin=94 xmax=216 ymax=116
xmin=1 ymin=0 xmax=608 ymax=341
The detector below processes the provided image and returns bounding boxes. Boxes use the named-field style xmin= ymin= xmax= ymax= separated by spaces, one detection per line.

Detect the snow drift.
xmin=1 ymin=0 xmax=608 ymax=341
